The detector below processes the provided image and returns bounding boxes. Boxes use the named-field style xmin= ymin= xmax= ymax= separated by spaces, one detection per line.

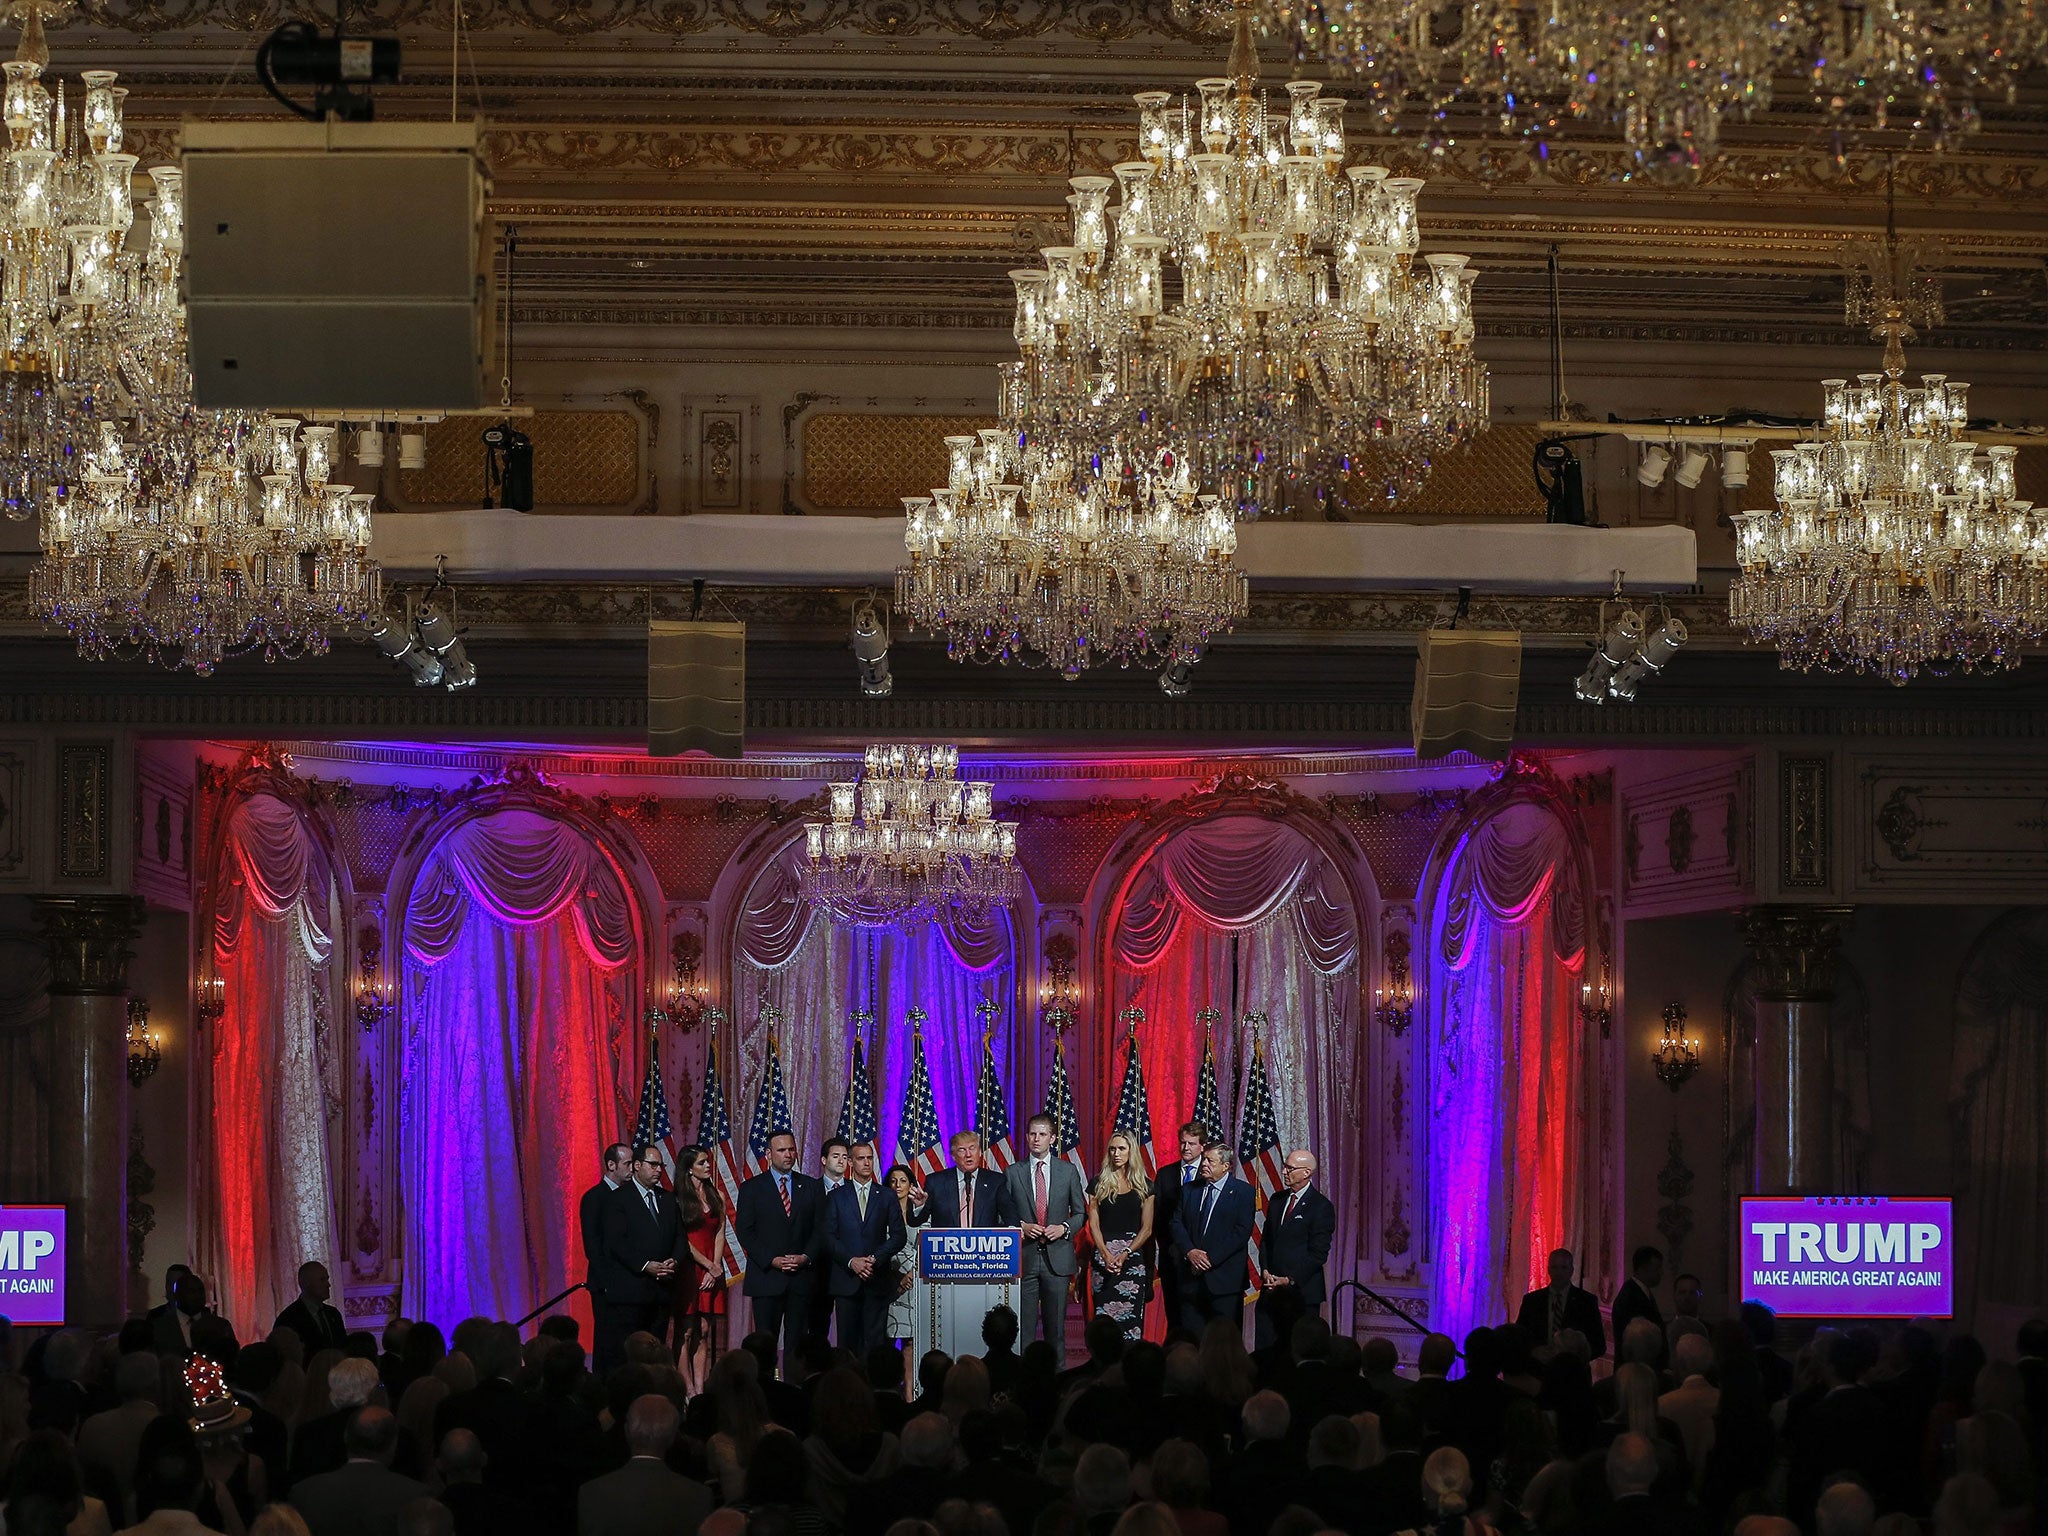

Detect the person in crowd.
xmin=1817 ymin=1481 xmax=1879 ymax=1536
xmin=432 ymin=1429 xmax=523 ymax=1536
xmin=1514 ymin=1248 xmax=1607 ymax=1359
xmin=735 ymin=1130 xmax=824 ymax=1370
xmin=940 ymin=1357 xmax=990 ymax=1425
xmin=703 ymin=1345 xmax=773 ymax=1498
xmin=1071 ymin=1443 xmax=1132 ymax=1536
xmin=1397 ymin=1444 xmax=1477 ymax=1536
xmin=825 ymin=1142 xmax=908 ymax=1358
xmin=979 ymin=1305 xmax=1020 ymax=1398
xmin=431 ymin=1323 xmax=532 ymax=1494
xmin=1672 ymin=1272 xmax=1705 ymax=1323
xmin=1003 ymin=1115 xmax=1088 ymax=1367
xmin=271 ymin=1266 xmax=346 ymax=1361
xmin=1659 ymin=1331 xmax=1721 ymax=1486
xmin=289 ymin=1359 xmax=378 ymax=1486
xmin=76 ymin=1352 xmax=162 ymax=1523
xmin=1609 ymin=1246 xmax=1667 ymax=1351
xmin=1150 ymin=1122 xmax=1210 ymax=1346
xmin=852 ymin=1412 xmax=958 ymax=1535
xmin=574 ymin=1393 xmax=710 ymax=1536
xmin=1213 ymin=1390 xmax=1304 ymax=1533
xmin=1084 ymin=1131 xmax=1153 ymax=1346
xmin=911 ymin=1132 xmax=1006 ymax=1230
xmin=810 ymin=1137 xmax=854 ymax=1346
xmin=597 ymin=1144 xmax=690 ymax=1361
xmin=669 ymin=1142 xmax=729 ymax=1396
xmin=907 ymin=1349 xmax=952 ymax=1419
xmin=802 ymin=1366 xmax=901 ymax=1528
xmin=577 ymin=1143 xmax=632 ymax=1373
xmin=148 ymin=1277 xmax=228 ymax=1364
xmin=1787 ymin=1330 xmax=1888 ymax=1523
xmin=1278 ymin=1317 xmax=1368 ymax=1441
xmin=7 ymin=1429 xmax=115 ymax=1536
xmin=1255 ymin=1149 xmax=1334 ymax=1355
xmin=733 ymin=1426 xmax=836 ymax=1535
xmin=289 ymin=1406 xmax=427 ymax=1536
xmin=1167 ymin=1143 xmax=1254 ymax=1335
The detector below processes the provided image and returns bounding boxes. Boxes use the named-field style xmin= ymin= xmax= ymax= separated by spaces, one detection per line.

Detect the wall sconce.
xmin=1374 ymin=930 xmax=1414 ymax=1036
xmin=195 ymin=975 xmax=226 ymax=1028
xmin=1580 ymin=972 xmax=1612 ymax=1039
xmin=1652 ymin=1001 xmax=1701 ymax=1092
xmin=126 ymin=997 xmax=163 ymax=1087
xmin=356 ymin=923 xmax=391 ymax=1033
xmin=667 ymin=931 xmax=711 ymax=1032
xmin=1040 ymin=932 xmax=1078 ymax=1033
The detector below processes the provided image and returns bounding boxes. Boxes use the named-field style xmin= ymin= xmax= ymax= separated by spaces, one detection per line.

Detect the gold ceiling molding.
xmin=801 ymin=412 xmax=999 ymax=510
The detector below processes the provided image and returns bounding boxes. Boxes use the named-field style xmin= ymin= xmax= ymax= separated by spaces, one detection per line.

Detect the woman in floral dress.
xmin=1086 ymin=1130 xmax=1154 ymax=1342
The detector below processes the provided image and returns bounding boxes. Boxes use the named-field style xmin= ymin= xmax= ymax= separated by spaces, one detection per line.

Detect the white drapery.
xmin=204 ymin=792 xmax=343 ymax=1338
xmin=1425 ymin=799 xmax=1591 ymax=1347
xmin=398 ymin=810 xmax=641 ymax=1333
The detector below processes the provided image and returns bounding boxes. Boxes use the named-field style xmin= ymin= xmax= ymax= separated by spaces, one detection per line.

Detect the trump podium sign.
xmin=0 ymin=1205 xmax=65 ymax=1324
xmin=1739 ymin=1196 xmax=1952 ymax=1320
xmin=919 ymin=1227 xmax=1022 ymax=1283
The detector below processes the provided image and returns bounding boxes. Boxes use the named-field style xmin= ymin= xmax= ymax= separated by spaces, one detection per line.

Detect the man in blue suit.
xmin=1169 ymin=1141 xmax=1256 ymax=1334
xmin=823 ymin=1141 xmax=906 ymax=1356
xmin=908 ymin=1131 xmax=1008 ymax=1230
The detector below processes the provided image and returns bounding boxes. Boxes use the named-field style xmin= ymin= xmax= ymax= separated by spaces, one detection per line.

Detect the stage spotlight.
xmin=1721 ymin=445 xmax=1750 ymax=490
xmin=399 ymin=432 xmax=427 ymax=472
xmin=369 ymin=573 xmax=476 ymax=692
xmin=1610 ymin=613 xmax=1688 ymax=699
xmin=1574 ymin=607 xmax=1644 ymax=704
xmin=851 ymin=595 xmax=893 ymax=698
xmin=1159 ymin=655 xmax=1198 ymax=696
xmin=356 ymin=425 xmax=385 ymax=467
xmin=1637 ymin=443 xmax=1672 ymax=488
xmin=1674 ymin=446 xmax=1712 ymax=490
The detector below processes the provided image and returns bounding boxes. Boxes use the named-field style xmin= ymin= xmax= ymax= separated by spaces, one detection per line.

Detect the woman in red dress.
xmin=672 ymin=1141 xmax=728 ymax=1395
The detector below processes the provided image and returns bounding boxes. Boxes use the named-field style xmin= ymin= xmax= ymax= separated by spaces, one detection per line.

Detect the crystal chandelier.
xmin=1728 ymin=236 xmax=2044 ymax=684
xmin=1807 ymin=0 xmax=2045 ymax=149
xmin=1 ymin=8 xmax=382 ymax=673
xmin=896 ymin=428 xmax=1247 ymax=679
xmin=800 ymin=745 xmax=1022 ymax=929
xmin=999 ymin=2 xmax=1488 ymax=515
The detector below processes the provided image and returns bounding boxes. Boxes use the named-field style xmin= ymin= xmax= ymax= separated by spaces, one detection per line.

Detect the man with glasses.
xmin=1255 ymin=1147 xmax=1335 ymax=1352
xmin=598 ymin=1143 xmax=689 ymax=1371
xmin=736 ymin=1130 xmax=824 ymax=1370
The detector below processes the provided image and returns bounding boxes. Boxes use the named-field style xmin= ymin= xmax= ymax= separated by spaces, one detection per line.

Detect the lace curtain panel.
xmin=1426 ymin=801 xmax=1590 ymax=1346
xmin=205 ymin=793 xmax=343 ymax=1338
xmin=399 ymin=810 xmax=640 ymax=1334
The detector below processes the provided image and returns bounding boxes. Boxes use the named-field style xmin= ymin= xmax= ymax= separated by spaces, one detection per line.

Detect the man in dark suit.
xmin=808 ymin=1135 xmax=853 ymax=1346
xmin=735 ymin=1129 xmax=824 ymax=1368
xmin=435 ymin=1428 xmax=530 ymax=1536
xmin=1151 ymin=1121 xmax=1209 ymax=1341
xmin=1168 ymin=1141 xmax=1255 ymax=1334
xmin=148 ymin=1271 xmax=226 ymax=1359
xmin=1255 ymin=1148 xmax=1336 ymax=1353
xmin=290 ymin=1406 xmax=430 ymax=1536
xmin=1609 ymin=1245 xmax=1666 ymax=1351
xmin=433 ymin=1323 xmax=535 ymax=1493
xmin=274 ymin=1260 xmax=348 ymax=1358
xmin=824 ymin=1141 xmax=907 ymax=1356
xmin=579 ymin=1142 xmax=633 ymax=1372
xmin=909 ymin=1130 xmax=1007 ymax=1229
xmin=1516 ymin=1246 xmax=1608 ymax=1359
xmin=600 ymin=1142 xmax=691 ymax=1353
xmin=1003 ymin=1113 xmax=1089 ymax=1367
xmin=575 ymin=1393 xmax=712 ymax=1536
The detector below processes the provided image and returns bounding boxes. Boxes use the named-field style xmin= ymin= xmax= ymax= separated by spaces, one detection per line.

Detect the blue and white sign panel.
xmin=920 ymin=1227 xmax=1022 ymax=1282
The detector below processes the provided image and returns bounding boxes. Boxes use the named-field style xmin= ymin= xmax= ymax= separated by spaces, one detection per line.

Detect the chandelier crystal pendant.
xmin=999 ymin=0 xmax=1488 ymax=515
xmin=896 ymin=428 xmax=1247 ymax=678
xmin=0 ymin=10 xmax=383 ymax=673
xmin=800 ymin=745 xmax=1023 ymax=929
xmin=1728 ymin=237 xmax=2044 ymax=684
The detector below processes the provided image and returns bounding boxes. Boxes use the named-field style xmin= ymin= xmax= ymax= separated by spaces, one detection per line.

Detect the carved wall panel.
xmin=133 ymin=757 xmax=195 ymax=911
xmin=1849 ymin=755 xmax=2048 ymax=897
xmin=55 ymin=740 xmax=115 ymax=885
xmin=1779 ymin=754 xmax=1834 ymax=892
xmin=1619 ymin=758 xmax=1754 ymax=918
xmin=0 ymin=739 xmax=31 ymax=886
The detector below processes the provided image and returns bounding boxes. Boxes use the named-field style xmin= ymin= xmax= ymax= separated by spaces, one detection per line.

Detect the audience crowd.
xmin=2 ymin=1278 xmax=2044 ymax=1536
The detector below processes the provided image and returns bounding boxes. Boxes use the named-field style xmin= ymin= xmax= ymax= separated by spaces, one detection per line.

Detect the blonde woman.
xmin=1086 ymin=1130 xmax=1154 ymax=1342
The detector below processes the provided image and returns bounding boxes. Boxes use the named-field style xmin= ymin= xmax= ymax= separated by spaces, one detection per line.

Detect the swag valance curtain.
xmin=205 ymin=793 xmax=343 ymax=1337
xmin=1427 ymin=800 xmax=1593 ymax=1345
xmin=400 ymin=810 xmax=640 ymax=1331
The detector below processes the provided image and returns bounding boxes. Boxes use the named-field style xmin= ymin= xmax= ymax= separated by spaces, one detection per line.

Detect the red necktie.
xmin=1034 ymin=1161 xmax=1048 ymax=1225
xmin=778 ymin=1176 xmax=792 ymax=1217
xmin=960 ymin=1173 xmax=972 ymax=1228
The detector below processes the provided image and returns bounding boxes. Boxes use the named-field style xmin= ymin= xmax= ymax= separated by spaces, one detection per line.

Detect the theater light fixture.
xmin=1158 ymin=654 xmax=1198 ymax=697
xmin=1673 ymin=446 xmax=1713 ymax=490
xmin=851 ymin=594 xmax=893 ymax=698
xmin=1637 ymin=444 xmax=1672 ymax=488
xmin=369 ymin=565 xmax=476 ymax=691
xmin=1575 ymin=576 xmax=1687 ymax=704
xmin=1721 ymin=445 xmax=1751 ymax=490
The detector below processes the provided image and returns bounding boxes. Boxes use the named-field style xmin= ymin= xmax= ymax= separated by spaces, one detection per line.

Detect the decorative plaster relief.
xmin=1620 ymin=759 xmax=1753 ymax=918
xmin=1850 ymin=755 xmax=2048 ymax=896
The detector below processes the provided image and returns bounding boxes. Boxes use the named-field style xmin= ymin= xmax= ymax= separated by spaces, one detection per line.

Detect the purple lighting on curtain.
xmin=1425 ymin=800 xmax=1589 ymax=1349
xmin=399 ymin=810 xmax=641 ymax=1337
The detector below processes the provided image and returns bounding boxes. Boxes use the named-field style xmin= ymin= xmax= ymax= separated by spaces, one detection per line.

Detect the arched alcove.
xmin=196 ymin=783 xmax=351 ymax=1336
xmin=387 ymin=793 xmax=661 ymax=1332
xmin=1417 ymin=764 xmax=1603 ymax=1344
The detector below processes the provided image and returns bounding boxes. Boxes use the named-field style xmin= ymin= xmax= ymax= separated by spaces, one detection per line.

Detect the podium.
xmin=908 ymin=1227 xmax=1021 ymax=1362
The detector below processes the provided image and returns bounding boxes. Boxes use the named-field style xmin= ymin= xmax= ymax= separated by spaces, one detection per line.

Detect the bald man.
xmin=1255 ymin=1148 xmax=1336 ymax=1353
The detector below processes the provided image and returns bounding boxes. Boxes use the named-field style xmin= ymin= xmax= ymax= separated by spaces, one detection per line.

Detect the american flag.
xmin=1111 ymin=1012 xmax=1160 ymax=1178
xmin=897 ymin=1010 xmax=947 ymax=1183
xmin=1235 ymin=1028 xmax=1286 ymax=1299
xmin=1044 ymin=1035 xmax=1090 ymax=1185
xmin=1193 ymin=1016 xmax=1226 ymax=1144
xmin=695 ymin=1025 xmax=745 ymax=1283
xmin=974 ymin=1030 xmax=1016 ymax=1172
xmin=836 ymin=1022 xmax=878 ymax=1145
xmin=631 ymin=1023 xmax=680 ymax=1187
xmin=745 ymin=1029 xmax=796 ymax=1179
